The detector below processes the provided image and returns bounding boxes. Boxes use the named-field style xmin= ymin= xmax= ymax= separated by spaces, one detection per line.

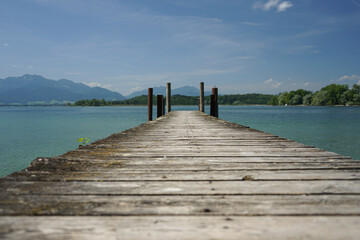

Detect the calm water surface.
xmin=220 ymin=106 xmax=360 ymax=161
xmin=0 ymin=105 xmax=359 ymax=177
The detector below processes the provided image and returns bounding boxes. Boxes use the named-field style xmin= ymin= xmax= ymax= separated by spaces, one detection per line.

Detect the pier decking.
xmin=1 ymin=111 xmax=360 ymax=239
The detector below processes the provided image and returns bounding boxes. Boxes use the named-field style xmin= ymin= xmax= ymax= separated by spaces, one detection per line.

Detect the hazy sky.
xmin=1 ymin=0 xmax=360 ymax=95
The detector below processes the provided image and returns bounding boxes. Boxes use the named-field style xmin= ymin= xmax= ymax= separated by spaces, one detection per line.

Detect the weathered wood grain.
xmin=1 ymin=216 xmax=360 ymax=240
xmin=10 ymin=157 xmax=360 ymax=173
xmin=0 ymin=111 xmax=359 ymax=239
xmin=1 ymin=195 xmax=360 ymax=216
xmin=1 ymin=180 xmax=359 ymax=195
xmin=6 ymin=169 xmax=360 ymax=181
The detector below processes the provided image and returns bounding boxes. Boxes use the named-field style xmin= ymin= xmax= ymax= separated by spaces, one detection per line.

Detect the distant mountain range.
xmin=126 ymin=86 xmax=211 ymax=98
xmin=0 ymin=75 xmax=126 ymax=105
xmin=0 ymin=74 xmax=212 ymax=105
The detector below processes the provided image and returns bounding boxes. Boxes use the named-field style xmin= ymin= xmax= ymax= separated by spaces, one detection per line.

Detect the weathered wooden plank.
xmin=1 ymin=216 xmax=359 ymax=240
xmin=7 ymin=169 xmax=360 ymax=181
xmin=61 ymin=155 xmax=354 ymax=161
xmin=75 ymin=147 xmax=337 ymax=153
xmin=2 ymin=180 xmax=360 ymax=195
xmin=1 ymin=195 xmax=360 ymax=216
xmin=66 ymin=151 xmax=343 ymax=158
xmin=13 ymin=161 xmax=360 ymax=174
xmin=89 ymin=142 xmax=311 ymax=148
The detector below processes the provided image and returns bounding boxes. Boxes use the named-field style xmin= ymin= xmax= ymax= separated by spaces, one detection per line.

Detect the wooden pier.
xmin=1 ymin=111 xmax=360 ymax=239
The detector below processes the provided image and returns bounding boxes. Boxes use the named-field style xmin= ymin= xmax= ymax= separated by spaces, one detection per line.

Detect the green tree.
xmin=278 ymin=92 xmax=288 ymax=105
xmin=340 ymin=90 xmax=354 ymax=105
xmin=321 ymin=84 xmax=348 ymax=105
xmin=268 ymin=96 xmax=278 ymax=106
xmin=353 ymin=84 xmax=360 ymax=94
xmin=312 ymin=90 xmax=328 ymax=106
xmin=353 ymin=94 xmax=360 ymax=104
xmin=289 ymin=94 xmax=302 ymax=105
xmin=303 ymin=94 xmax=313 ymax=105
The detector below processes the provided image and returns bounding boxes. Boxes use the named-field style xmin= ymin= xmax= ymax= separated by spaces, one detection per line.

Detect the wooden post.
xmin=210 ymin=94 xmax=215 ymax=117
xmin=163 ymin=98 xmax=166 ymax=116
xmin=199 ymin=82 xmax=204 ymax=112
xmin=148 ymin=88 xmax=153 ymax=121
xmin=157 ymin=95 xmax=163 ymax=118
xmin=212 ymin=87 xmax=218 ymax=118
xmin=166 ymin=83 xmax=171 ymax=113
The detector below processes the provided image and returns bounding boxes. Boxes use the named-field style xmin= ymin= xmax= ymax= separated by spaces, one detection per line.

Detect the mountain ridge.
xmin=0 ymin=74 xmax=213 ymax=105
xmin=126 ymin=85 xmax=211 ymax=98
xmin=0 ymin=75 xmax=126 ymax=105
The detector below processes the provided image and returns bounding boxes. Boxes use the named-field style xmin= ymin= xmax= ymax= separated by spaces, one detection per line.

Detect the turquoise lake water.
xmin=0 ymin=105 xmax=359 ymax=177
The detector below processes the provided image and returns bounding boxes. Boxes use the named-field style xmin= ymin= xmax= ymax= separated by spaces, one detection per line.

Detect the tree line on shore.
xmin=73 ymin=83 xmax=360 ymax=107
xmin=73 ymin=94 xmax=273 ymax=106
xmin=268 ymin=84 xmax=360 ymax=106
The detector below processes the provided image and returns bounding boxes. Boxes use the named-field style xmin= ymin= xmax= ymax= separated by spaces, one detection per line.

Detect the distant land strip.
xmin=73 ymin=83 xmax=360 ymax=107
xmin=72 ymin=94 xmax=273 ymax=106
xmin=0 ymin=80 xmax=359 ymax=106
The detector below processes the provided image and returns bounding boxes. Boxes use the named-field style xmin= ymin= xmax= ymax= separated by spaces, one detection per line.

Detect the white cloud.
xmin=4 ymin=43 xmax=8 ymax=47
xmin=277 ymin=1 xmax=293 ymax=12
xmin=304 ymin=82 xmax=310 ymax=87
xmin=263 ymin=0 xmax=281 ymax=10
xmin=128 ymin=86 xmax=144 ymax=94
xmin=337 ymin=74 xmax=360 ymax=82
xmin=113 ymin=73 xmax=172 ymax=83
xmin=85 ymin=82 xmax=101 ymax=87
xmin=254 ymin=0 xmax=293 ymax=12
xmin=83 ymin=82 xmax=112 ymax=89
xmin=302 ymin=45 xmax=320 ymax=53
xmin=287 ymin=45 xmax=320 ymax=54
xmin=9 ymin=64 xmax=34 ymax=69
xmin=265 ymin=78 xmax=274 ymax=84
xmin=66 ymin=72 xmax=81 ymax=75
xmin=113 ymin=67 xmax=240 ymax=83
xmin=181 ymin=67 xmax=241 ymax=76
xmin=352 ymin=0 xmax=360 ymax=8
xmin=32 ymin=0 xmax=262 ymax=83
xmin=107 ymin=67 xmax=242 ymax=95
xmin=358 ymin=80 xmax=360 ymax=85
xmin=264 ymin=78 xmax=282 ymax=88
xmin=240 ymin=22 xmax=267 ymax=26
xmin=291 ymin=30 xmax=330 ymax=39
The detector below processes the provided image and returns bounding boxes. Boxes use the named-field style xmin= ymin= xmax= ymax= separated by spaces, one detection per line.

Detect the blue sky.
xmin=1 ymin=0 xmax=360 ymax=95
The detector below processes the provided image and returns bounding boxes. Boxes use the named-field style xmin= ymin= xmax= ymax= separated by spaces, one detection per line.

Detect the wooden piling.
xmin=210 ymin=94 xmax=215 ymax=117
xmin=157 ymin=95 xmax=163 ymax=118
xmin=166 ymin=83 xmax=171 ymax=113
xmin=147 ymin=88 xmax=153 ymax=121
xmin=163 ymin=98 xmax=166 ymax=116
xmin=199 ymin=82 xmax=204 ymax=112
xmin=212 ymin=87 xmax=218 ymax=118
